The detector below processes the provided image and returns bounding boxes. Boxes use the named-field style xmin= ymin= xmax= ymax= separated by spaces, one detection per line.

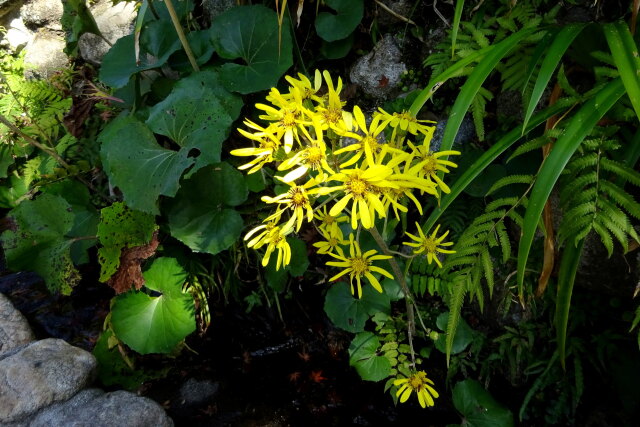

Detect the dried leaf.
xmin=107 ymin=230 xmax=159 ymax=294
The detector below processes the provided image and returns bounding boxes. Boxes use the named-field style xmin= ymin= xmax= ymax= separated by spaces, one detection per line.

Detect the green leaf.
xmin=315 ymin=0 xmax=364 ymax=42
xmin=438 ymin=27 xmax=538 ymax=154
xmin=516 ymin=78 xmax=625 ymax=300
xmin=99 ymin=115 xmax=195 ymax=214
xmin=523 ymin=24 xmax=586 ymax=131
xmin=446 ymin=279 xmax=467 ymax=366
xmin=97 ymin=202 xmax=156 ymax=282
xmin=555 ymin=239 xmax=584 ymax=369
xmin=111 ymin=257 xmax=195 ymax=354
xmin=319 ymin=34 xmax=354 ymax=59
xmin=166 ymin=164 xmax=246 ymax=255
xmin=210 ymin=5 xmax=293 ymax=94
xmin=324 ymin=281 xmax=391 ymax=333
xmin=61 ymin=0 xmax=103 ymax=56
xmin=604 ymin=21 xmax=640 ymax=121
xmin=348 ymin=332 xmax=392 ymax=382
xmin=170 ymin=30 xmax=216 ymax=71
xmin=0 ymin=194 xmax=80 ymax=294
xmin=99 ymin=20 xmax=182 ymax=89
xmin=453 ymin=379 xmax=514 ymax=427
xmin=146 ymin=71 xmax=243 ymax=171
xmin=286 ymin=237 xmax=309 ymax=277
xmin=435 ymin=311 xmax=474 ymax=355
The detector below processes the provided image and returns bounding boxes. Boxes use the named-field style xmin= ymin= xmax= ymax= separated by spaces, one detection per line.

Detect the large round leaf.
xmin=348 ymin=332 xmax=392 ymax=382
xmin=434 ymin=311 xmax=474 ymax=354
xmin=166 ymin=164 xmax=247 ymax=254
xmin=210 ymin=5 xmax=293 ymax=94
xmin=324 ymin=282 xmax=390 ymax=332
xmin=111 ymin=257 xmax=195 ymax=354
xmin=315 ymin=0 xmax=363 ymax=42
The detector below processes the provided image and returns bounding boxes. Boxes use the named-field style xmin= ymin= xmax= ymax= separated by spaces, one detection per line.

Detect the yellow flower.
xmin=316 ymin=70 xmax=352 ymax=133
xmin=255 ymin=98 xmax=309 ymax=153
xmin=284 ymin=70 xmax=323 ymax=103
xmin=409 ymin=141 xmax=460 ymax=194
xmin=334 ymin=105 xmax=387 ymax=167
xmin=326 ymin=235 xmax=393 ymax=298
xmin=376 ymin=108 xmax=436 ymax=138
xmin=393 ymin=371 xmax=439 ymax=408
xmin=245 ymin=221 xmax=293 ymax=271
xmin=403 ymin=223 xmax=455 ymax=268
xmin=314 ymin=205 xmax=348 ymax=236
xmin=277 ymin=118 xmax=335 ymax=182
xmin=326 ymin=165 xmax=399 ymax=230
xmin=313 ymin=226 xmax=347 ymax=256
xmin=261 ymin=179 xmax=318 ymax=232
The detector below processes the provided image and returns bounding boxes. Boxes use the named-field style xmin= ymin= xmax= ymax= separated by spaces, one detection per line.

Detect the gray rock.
xmin=0 ymin=338 xmax=96 ymax=423
xmin=375 ymin=0 xmax=413 ymax=27
xmin=26 ymin=388 xmax=173 ymax=427
xmin=202 ymin=0 xmax=236 ymax=23
xmin=178 ymin=378 xmax=219 ymax=407
xmin=23 ymin=29 xmax=68 ymax=79
xmin=350 ymin=34 xmax=407 ymax=100
xmin=0 ymin=293 xmax=34 ymax=357
xmin=496 ymin=90 xmax=523 ymax=121
xmin=21 ymin=0 xmax=63 ymax=31
xmin=78 ymin=0 xmax=136 ymax=65
xmin=3 ymin=14 xmax=32 ymax=51
xmin=0 ymin=0 xmax=21 ymax=20
xmin=430 ymin=116 xmax=475 ymax=151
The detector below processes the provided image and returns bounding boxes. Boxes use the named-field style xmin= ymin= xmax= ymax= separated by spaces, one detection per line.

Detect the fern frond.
xmin=599 ymin=180 xmax=640 ymax=219
xmin=471 ymin=87 xmax=494 ymax=141
xmin=600 ymin=158 xmax=640 ymax=186
xmin=592 ymin=221 xmax=614 ymax=257
xmin=480 ymin=248 xmax=495 ymax=297
xmin=487 ymin=175 xmax=534 ymax=195
xmin=508 ymin=134 xmax=553 ymax=161
xmin=445 ymin=278 xmax=467 ymax=365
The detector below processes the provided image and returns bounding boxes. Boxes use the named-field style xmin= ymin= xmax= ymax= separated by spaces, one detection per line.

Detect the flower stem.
xmin=369 ymin=225 xmax=417 ymax=368
xmin=164 ymin=0 xmax=200 ymax=72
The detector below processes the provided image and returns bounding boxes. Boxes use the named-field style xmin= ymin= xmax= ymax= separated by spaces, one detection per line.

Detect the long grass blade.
xmin=522 ymin=24 xmax=586 ymax=132
xmin=423 ymin=102 xmax=568 ymax=232
xmin=437 ymin=27 xmax=538 ymax=154
xmin=516 ymin=78 xmax=625 ymax=302
xmin=451 ymin=0 xmax=465 ymax=58
xmin=556 ymin=239 xmax=584 ymax=369
xmin=604 ymin=22 xmax=640 ymax=121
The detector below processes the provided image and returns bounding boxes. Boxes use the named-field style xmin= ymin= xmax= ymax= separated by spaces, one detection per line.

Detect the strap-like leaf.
xmin=523 ymin=24 xmax=586 ymax=131
xmin=556 ymin=239 xmax=584 ymax=369
xmin=423 ymin=102 xmax=567 ymax=232
xmin=516 ymin=78 xmax=625 ymax=300
xmin=604 ymin=22 xmax=640 ymax=121
xmin=451 ymin=0 xmax=465 ymax=58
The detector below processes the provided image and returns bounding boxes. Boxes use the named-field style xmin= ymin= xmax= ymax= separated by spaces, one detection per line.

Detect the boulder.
xmin=3 ymin=14 xmax=32 ymax=51
xmin=23 ymin=29 xmax=68 ymax=79
xmin=21 ymin=0 xmax=63 ymax=31
xmin=24 ymin=388 xmax=173 ymax=427
xmin=78 ymin=0 xmax=137 ymax=65
xmin=350 ymin=34 xmax=407 ymax=100
xmin=0 ymin=293 xmax=34 ymax=357
xmin=0 ymin=338 xmax=96 ymax=423
xmin=202 ymin=0 xmax=236 ymax=24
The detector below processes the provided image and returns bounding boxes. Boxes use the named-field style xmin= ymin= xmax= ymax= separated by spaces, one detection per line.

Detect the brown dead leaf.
xmin=107 ymin=231 xmax=159 ymax=294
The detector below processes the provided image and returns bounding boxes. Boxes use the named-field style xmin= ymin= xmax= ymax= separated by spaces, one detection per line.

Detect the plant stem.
xmin=164 ymin=0 xmax=200 ymax=72
xmin=369 ymin=225 xmax=417 ymax=368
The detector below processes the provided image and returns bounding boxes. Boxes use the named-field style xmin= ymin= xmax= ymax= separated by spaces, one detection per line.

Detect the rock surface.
xmin=23 ymin=29 xmax=68 ymax=79
xmin=21 ymin=0 xmax=63 ymax=31
xmin=0 ymin=293 xmax=34 ymax=357
xmin=22 ymin=388 xmax=174 ymax=427
xmin=78 ymin=0 xmax=137 ymax=65
xmin=350 ymin=35 xmax=407 ymax=100
xmin=202 ymin=0 xmax=236 ymax=23
xmin=0 ymin=338 xmax=97 ymax=423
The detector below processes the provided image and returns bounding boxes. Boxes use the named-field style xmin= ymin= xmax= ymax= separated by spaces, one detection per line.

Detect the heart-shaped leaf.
xmin=166 ymin=163 xmax=247 ymax=255
xmin=324 ymin=281 xmax=390 ymax=332
xmin=111 ymin=257 xmax=195 ymax=354
xmin=453 ymin=379 xmax=514 ymax=427
xmin=315 ymin=0 xmax=364 ymax=42
xmin=210 ymin=5 xmax=293 ymax=94
xmin=349 ymin=332 xmax=392 ymax=382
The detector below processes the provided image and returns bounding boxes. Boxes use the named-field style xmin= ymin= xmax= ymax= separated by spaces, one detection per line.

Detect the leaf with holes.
xmin=0 ymin=194 xmax=80 ymax=294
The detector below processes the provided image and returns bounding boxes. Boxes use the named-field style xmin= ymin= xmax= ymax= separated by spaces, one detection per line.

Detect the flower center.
xmin=323 ymin=108 xmax=341 ymax=124
xmin=282 ymin=110 xmax=297 ymax=128
xmin=328 ymin=237 xmax=339 ymax=247
xmin=350 ymin=257 xmax=369 ymax=275
xmin=410 ymin=377 xmax=423 ymax=390
xmin=347 ymin=176 xmax=368 ymax=198
xmin=305 ymin=146 xmax=324 ymax=167
xmin=422 ymin=154 xmax=438 ymax=176
xmin=289 ymin=187 xmax=308 ymax=207
xmin=363 ymin=135 xmax=379 ymax=152
xmin=422 ymin=238 xmax=437 ymax=254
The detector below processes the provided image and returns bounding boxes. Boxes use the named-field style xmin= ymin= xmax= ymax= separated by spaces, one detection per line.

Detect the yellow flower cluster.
xmin=232 ymin=70 xmax=459 ymax=296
